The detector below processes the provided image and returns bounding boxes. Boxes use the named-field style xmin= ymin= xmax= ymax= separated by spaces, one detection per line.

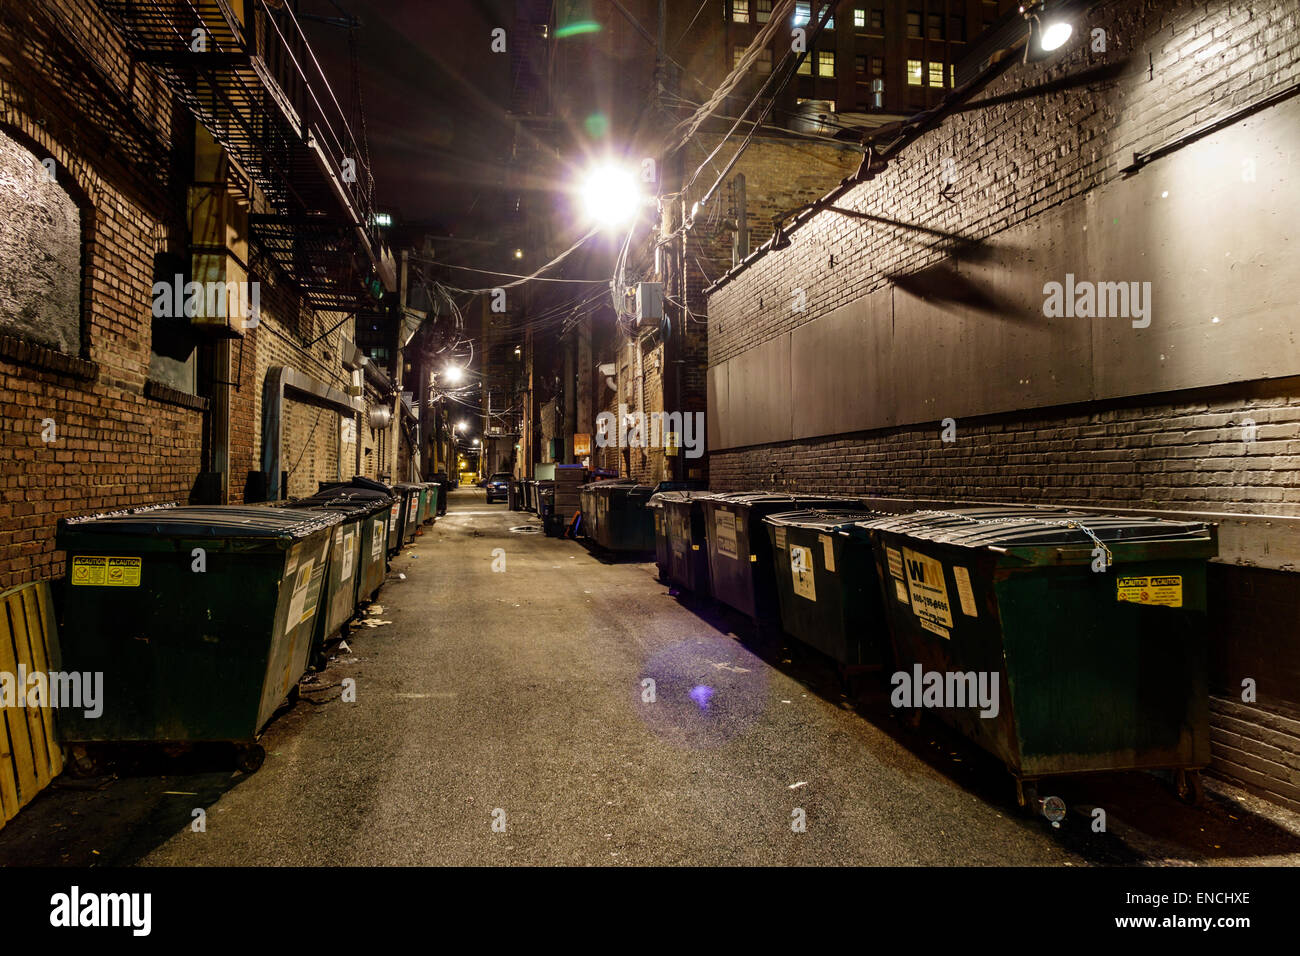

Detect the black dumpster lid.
xmin=582 ymin=478 xmax=638 ymax=489
xmin=319 ymin=475 xmax=391 ymax=495
xmin=856 ymin=506 xmax=1213 ymax=549
xmin=392 ymin=482 xmax=424 ymax=491
xmin=708 ymin=492 xmax=865 ymax=510
xmin=286 ymin=493 xmax=391 ymax=518
xmin=59 ymin=505 xmax=342 ymax=540
xmin=649 ymin=490 xmax=715 ymax=505
xmin=765 ymin=508 xmax=890 ymax=532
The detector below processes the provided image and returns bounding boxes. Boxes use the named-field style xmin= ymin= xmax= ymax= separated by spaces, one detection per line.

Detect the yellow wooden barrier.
xmin=0 ymin=581 xmax=63 ymax=831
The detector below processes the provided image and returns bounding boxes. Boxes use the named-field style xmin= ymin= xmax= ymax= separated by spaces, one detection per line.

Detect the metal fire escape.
xmin=96 ymin=0 xmax=396 ymax=313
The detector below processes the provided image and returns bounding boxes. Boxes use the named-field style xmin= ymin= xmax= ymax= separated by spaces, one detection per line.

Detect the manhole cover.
xmin=509 ymin=525 xmax=541 ymax=534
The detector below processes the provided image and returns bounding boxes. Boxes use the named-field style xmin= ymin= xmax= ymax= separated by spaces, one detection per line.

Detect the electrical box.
xmin=635 ymin=282 xmax=663 ymax=325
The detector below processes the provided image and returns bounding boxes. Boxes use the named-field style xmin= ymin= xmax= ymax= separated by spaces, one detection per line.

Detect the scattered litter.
xmin=398 ymin=573 xmax=406 ymax=580
xmin=339 ymin=640 xmax=352 ymax=653
xmin=789 ymin=781 xmax=808 ymax=790
xmin=781 ymin=699 xmax=792 ymax=704
xmin=668 ymin=588 xmax=681 ymax=597
xmin=368 ymin=605 xmax=384 ymax=616
xmin=355 ymin=619 xmax=392 ymax=628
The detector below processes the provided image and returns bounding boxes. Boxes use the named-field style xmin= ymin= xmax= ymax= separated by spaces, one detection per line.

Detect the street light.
xmin=444 ymin=365 xmax=464 ymax=384
xmin=579 ymin=162 xmax=643 ymax=229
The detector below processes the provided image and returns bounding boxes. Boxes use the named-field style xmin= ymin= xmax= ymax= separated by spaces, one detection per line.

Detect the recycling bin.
xmin=392 ymin=482 xmax=423 ymax=546
xmin=54 ymin=505 xmax=341 ymax=768
xmin=857 ymin=505 xmax=1217 ymax=804
xmin=508 ymin=480 xmax=522 ymax=511
xmin=653 ymin=491 xmax=715 ymax=595
xmin=701 ymin=493 xmax=864 ymax=620
xmin=763 ymin=508 xmax=898 ymax=667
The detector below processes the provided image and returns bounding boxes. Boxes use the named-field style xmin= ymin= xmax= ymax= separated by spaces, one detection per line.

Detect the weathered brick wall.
xmin=0 ymin=0 xmax=383 ymax=586
xmin=710 ymin=0 xmax=1300 ymax=365
xmin=0 ymin=0 xmax=205 ymax=588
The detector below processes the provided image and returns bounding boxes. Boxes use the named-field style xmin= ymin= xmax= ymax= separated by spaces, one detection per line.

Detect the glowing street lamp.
xmin=579 ymin=163 xmax=644 ymax=229
xmin=443 ymin=365 xmax=464 ymax=384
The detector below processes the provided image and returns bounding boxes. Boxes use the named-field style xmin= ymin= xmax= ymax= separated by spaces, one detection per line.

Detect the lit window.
xmin=798 ymin=54 xmax=812 ymax=75
xmin=757 ymin=47 xmax=772 ymax=72
xmin=928 ymin=61 xmax=944 ymax=86
xmin=733 ymin=0 xmax=749 ymax=23
xmin=854 ymin=8 xmax=865 ymax=28
xmin=950 ymin=64 xmax=956 ymax=86
xmin=818 ymin=50 xmax=835 ymax=77
xmin=734 ymin=45 xmax=746 ymax=69
xmin=906 ymin=11 xmax=921 ymax=37
xmin=794 ymin=1 xmax=810 ymax=25
xmin=907 ymin=59 xmax=922 ymax=85
xmin=756 ymin=0 xmax=772 ymax=22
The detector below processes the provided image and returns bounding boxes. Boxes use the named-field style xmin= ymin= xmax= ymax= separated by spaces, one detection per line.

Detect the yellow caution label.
xmin=1117 ymin=575 xmax=1183 ymax=607
xmin=71 ymin=555 xmax=142 ymax=587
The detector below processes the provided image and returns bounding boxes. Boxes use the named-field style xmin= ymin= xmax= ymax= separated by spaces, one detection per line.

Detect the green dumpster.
xmin=700 ymin=493 xmax=864 ymax=620
xmin=421 ymin=481 xmax=440 ymax=523
xmin=281 ymin=490 xmax=393 ymax=663
xmin=647 ymin=495 xmax=671 ymax=581
xmin=857 ymin=505 xmax=1217 ymax=806
xmin=763 ymin=508 xmax=898 ymax=668
xmin=583 ymin=480 xmax=701 ymax=552
xmin=392 ymin=482 xmax=423 ymax=546
xmin=55 ymin=505 xmax=341 ymax=770
xmin=652 ymin=490 xmax=715 ymax=595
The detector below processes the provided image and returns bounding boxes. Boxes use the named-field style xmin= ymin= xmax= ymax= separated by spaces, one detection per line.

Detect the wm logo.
xmin=906 ymin=558 xmax=928 ymax=583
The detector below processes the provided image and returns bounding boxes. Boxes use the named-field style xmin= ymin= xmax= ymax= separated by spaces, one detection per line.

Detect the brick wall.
xmin=0 ymin=0 xmax=391 ymax=588
xmin=0 ymin=0 xmax=206 ymax=589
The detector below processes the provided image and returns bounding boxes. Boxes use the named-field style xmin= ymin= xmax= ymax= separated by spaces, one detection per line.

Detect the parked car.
xmin=485 ymin=473 xmax=511 ymax=503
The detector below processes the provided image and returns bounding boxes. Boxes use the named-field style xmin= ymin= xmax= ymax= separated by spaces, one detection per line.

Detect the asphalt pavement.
xmin=3 ymin=488 xmax=1299 ymax=866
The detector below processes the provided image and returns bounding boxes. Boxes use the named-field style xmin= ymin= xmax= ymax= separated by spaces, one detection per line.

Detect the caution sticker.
xmin=1117 ymin=575 xmax=1183 ymax=607
xmin=371 ymin=517 xmax=386 ymax=560
xmin=903 ymin=547 xmax=953 ymax=630
xmin=71 ymin=555 xmax=141 ymax=587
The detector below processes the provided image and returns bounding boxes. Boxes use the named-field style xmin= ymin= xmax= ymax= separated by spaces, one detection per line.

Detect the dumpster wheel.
xmin=234 ymin=743 xmax=266 ymax=774
xmin=1175 ymin=769 xmax=1206 ymax=806
xmin=67 ymin=744 xmax=103 ymax=779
